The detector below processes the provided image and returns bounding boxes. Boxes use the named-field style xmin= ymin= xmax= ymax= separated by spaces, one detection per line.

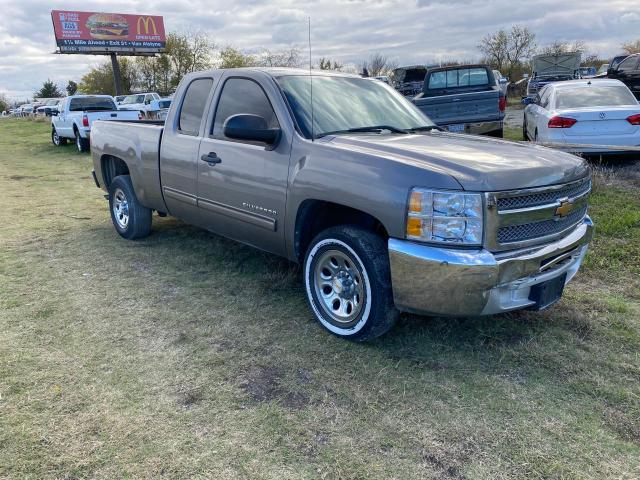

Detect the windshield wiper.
xmin=315 ymin=125 xmax=408 ymax=138
xmin=405 ymin=125 xmax=442 ymax=133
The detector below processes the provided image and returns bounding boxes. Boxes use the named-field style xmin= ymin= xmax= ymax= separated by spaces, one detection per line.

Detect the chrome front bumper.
xmin=388 ymin=216 xmax=593 ymax=316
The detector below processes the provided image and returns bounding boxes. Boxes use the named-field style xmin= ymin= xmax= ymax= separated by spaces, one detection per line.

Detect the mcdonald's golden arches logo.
xmin=136 ymin=16 xmax=158 ymax=35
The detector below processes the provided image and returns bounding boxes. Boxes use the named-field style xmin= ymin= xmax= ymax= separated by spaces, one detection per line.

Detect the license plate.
xmin=447 ymin=123 xmax=465 ymax=133
xmin=528 ymin=273 xmax=567 ymax=311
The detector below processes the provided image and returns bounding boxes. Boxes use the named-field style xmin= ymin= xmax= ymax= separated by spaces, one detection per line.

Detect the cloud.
xmin=0 ymin=0 xmax=637 ymax=101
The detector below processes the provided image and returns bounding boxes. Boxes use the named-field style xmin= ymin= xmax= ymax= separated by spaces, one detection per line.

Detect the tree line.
xmin=23 ymin=29 xmax=640 ymax=102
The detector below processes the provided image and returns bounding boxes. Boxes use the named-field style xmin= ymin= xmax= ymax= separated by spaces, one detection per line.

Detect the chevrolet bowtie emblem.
xmin=555 ymin=200 xmax=574 ymax=218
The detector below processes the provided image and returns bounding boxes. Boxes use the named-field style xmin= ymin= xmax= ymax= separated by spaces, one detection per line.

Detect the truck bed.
xmin=413 ymin=89 xmax=501 ymax=127
xmin=91 ymin=120 xmax=167 ymax=212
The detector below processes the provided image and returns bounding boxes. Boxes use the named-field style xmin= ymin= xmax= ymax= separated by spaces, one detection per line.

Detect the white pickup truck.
xmin=51 ymin=95 xmax=138 ymax=152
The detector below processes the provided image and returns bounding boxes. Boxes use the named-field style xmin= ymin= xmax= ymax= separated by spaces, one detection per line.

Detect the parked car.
xmin=391 ymin=65 xmax=430 ymax=97
xmin=51 ymin=95 xmax=139 ymax=152
xmin=527 ymin=52 xmax=581 ymax=97
xmin=412 ymin=64 xmax=505 ymax=136
xmin=35 ymin=99 xmax=62 ymax=117
xmin=578 ymin=66 xmax=596 ymax=78
xmin=146 ymin=98 xmax=172 ymax=121
xmin=118 ymin=92 xmax=161 ymax=118
xmin=595 ymin=64 xmax=609 ymax=77
xmin=522 ymin=79 xmax=640 ymax=153
xmin=493 ymin=70 xmax=509 ymax=95
xmin=608 ymin=54 xmax=630 ymax=73
xmin=90 ymin=68 xmax=593 ymax=341
xmin=114 ymin=95 xmax=126 ymax=105
xmin=606 ymin=53 xmax=640 ymax=100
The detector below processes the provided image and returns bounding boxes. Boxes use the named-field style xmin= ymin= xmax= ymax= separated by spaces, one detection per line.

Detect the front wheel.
xmin=75 ymin=130 xmax=89 ymax=152
xmin=108 ymin=175 xmax=152 ymax=240
xmin=303 ymin=226 xmax=398 ymax=341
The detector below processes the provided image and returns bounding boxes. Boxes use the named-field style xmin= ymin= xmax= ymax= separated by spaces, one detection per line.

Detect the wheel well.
xmin=294 ymin=200 xmax=389 ymax=262
xmin=101 ymin=155 xmax=130 ymax=189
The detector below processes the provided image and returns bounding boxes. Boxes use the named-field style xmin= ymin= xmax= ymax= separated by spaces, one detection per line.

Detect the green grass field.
xmin=1 ymin=118 xmax=639 ymax=479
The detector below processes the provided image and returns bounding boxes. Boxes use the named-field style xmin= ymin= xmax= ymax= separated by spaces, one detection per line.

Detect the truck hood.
xmin=532 ymin=52 xmax=581 ymax=77
xmin=322 ymin=131 xmax=589 ymax=191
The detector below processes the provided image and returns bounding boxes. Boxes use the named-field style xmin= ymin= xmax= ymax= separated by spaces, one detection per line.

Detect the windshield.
xmin=69 ymin=97 xmax=116 ymax=112
xmin=158 ymin=100 xmax=171 ymax=109
xmin=121 ymin=95 xmax=145 ymax=105
xmin=277 ymin=75 xmax=434 ymax=139
xmin=555 ymin=86 xmax=638 ymax=109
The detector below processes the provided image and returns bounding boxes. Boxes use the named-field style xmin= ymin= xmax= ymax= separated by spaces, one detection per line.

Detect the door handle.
xmin=201 ymin=152 xmax=221 ymax=165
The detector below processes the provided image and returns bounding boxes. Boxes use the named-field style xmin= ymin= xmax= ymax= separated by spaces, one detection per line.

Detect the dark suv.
xmin=607 ymin=53 xmax=640 ymax=99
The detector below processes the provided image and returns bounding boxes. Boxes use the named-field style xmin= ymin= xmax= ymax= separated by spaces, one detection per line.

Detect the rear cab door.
xmin=612 ymin=56 xmax=640 ymax=98
xmin=159 ymin=74 xmax=220 ymax=226
xmin=196 ymin=71 xmax=293 ymax=256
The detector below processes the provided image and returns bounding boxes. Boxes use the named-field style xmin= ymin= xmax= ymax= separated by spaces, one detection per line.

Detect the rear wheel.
xmin=51 ymin=127 xmax=67 ymax=146
xmin=75 ymin=130 xmax=89 ymax=152
xmin=108 ymin=175 xmax=152 ymax=240
xmin=303 ymin=226 xmax=398 ymax=341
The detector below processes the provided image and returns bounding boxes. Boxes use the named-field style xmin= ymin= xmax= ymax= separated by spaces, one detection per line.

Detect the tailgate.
xmin=414 ymin=90 xmax=501 ymax=125
xmin=86 ymin=110 xmax=139 ymax=125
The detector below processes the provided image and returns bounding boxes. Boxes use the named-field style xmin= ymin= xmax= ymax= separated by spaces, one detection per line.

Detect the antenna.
xmin=308 ymin=16 xmax=314 ymax=141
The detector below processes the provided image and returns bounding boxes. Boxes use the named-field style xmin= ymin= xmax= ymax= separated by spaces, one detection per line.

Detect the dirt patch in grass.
xmin=240 ymin=365 xmax=310 ymax=410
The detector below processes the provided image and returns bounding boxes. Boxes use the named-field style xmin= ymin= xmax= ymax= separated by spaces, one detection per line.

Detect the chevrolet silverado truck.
xmin=412 ymin=65 xmax=505 ymax=137
xmin=91 ymin=68 xmax=593 ymax=341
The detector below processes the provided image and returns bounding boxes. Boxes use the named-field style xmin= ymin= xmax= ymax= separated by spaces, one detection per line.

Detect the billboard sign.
xmin=51 ymin=10 xmax=166 ymax=55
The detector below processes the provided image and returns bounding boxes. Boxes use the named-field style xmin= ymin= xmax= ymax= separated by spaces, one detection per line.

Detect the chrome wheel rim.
xmin=112 ymin=188 xmax=130 ymax=229
xmin=53 ymin=130 xmax=60 ymax=145
xmin=313 ymin=249 xmax=366 ymax=325
xmin=76 ymin=134 xmax=81 ymax=151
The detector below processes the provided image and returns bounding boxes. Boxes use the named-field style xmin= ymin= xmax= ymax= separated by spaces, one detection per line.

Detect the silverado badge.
xmin=555 ymin=200 xmax=574 ymax=218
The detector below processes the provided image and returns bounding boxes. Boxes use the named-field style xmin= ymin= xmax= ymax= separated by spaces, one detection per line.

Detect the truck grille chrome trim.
xmin=484 ymin=176 xmax=591 ymax=251
xmin=497 ymin=178 xmax=591 ymax=211
xmin=497 ymin=206 xmax=588 ymax=244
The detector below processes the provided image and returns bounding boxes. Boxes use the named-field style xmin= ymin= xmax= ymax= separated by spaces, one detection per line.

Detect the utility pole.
xmin=110 ymin=53 xmax=123 ymax=96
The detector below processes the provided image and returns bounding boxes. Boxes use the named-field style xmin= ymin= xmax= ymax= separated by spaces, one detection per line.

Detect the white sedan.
xmin=523 ymin=79 xmax=640 ymax=153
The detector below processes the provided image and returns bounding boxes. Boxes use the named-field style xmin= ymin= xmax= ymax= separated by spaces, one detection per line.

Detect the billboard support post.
xmin=110 ymin=53 xmax=123 ymax=96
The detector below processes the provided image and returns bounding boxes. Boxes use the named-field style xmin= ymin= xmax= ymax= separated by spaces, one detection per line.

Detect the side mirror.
xmin=223 ymin=114 xmax=281 ymax=148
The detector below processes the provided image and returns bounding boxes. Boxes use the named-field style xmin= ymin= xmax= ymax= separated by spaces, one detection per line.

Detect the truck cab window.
xmin=178 ymin=78 xmax=213 ymax=136
xmin=211 ymin=78 xmax=279 ymax=139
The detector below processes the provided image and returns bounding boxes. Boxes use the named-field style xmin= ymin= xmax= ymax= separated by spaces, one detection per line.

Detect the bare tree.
xmin=255 ymin=48 xmax=303 ymax=68
xmin=622 ymin=39 xmax=640 ymax=55
xmin=478 ymin=25 xmax=536 ymax=78
xmin=360 ymin=52 xmax=397 ymax=77
xmin=540 ymin=40 xmax=586 ymax=56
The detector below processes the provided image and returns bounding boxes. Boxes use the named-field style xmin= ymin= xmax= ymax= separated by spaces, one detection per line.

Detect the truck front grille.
xmin=497 ymin=179 xmax=591 ymax=211
xmin=485 ymin=176 xmax=591 ymax=251
xmin=497 ymin=206 xmax=588 ymax=243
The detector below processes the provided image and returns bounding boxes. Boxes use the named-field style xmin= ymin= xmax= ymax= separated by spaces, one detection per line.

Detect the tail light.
xmin=82 ymin=114 xmax=89 ymax=127
xmin=499 ymin=95 xmax=506 ymax=112
xmin=626 ymin=114 xmax=640 ymax=125
xmin=548 ymin=116 xmax=577 ymax=128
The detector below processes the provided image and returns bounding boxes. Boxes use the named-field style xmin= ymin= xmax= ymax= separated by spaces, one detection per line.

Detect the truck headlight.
xmin=406 ymin=189 xmax=483 ymax=245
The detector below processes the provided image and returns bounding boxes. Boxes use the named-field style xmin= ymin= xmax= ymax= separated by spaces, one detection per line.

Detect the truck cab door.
xmin=196 ymin=74 xmax=292 ymax=257
xmin=159 ymin=77 xmax=216 ymax=226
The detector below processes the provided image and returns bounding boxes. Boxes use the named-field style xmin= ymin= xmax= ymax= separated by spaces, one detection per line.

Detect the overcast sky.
xmin=1 ymin=0 xmax=638 ymax=101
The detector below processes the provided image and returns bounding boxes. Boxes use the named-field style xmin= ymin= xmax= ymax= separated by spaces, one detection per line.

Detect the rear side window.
xmin=428 ymin=68 xmax=489 ymax=89
xmin=69 ymin=97 xmax=116 ymax=112
xmin=211 ymin=78 xmax=279 ymax=139
xmin=179 ymin=78 xmax=213 ymax=135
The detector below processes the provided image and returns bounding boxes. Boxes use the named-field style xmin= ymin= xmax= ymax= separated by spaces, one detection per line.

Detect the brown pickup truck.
xmin=91 ymin=68 xmax=593 ymax=341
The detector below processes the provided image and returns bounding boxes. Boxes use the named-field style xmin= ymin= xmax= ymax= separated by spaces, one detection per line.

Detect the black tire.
xmin=534 ymin=129 xmax=539 ymax=143
xmin=108 ymin=175 xmax=152 ymax=240
xmin=522 ymin=116 xmax=528 ymax=141
xmin=75 ymin=129 xmax=89 ymax=152
xmin=303 ymin=226 xmax=398 ymax=341
xmin=51 ymin=127 xmax=67 ymax=146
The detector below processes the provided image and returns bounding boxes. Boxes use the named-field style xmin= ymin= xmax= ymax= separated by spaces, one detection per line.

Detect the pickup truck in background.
xmin=91 ymin=68 xmax=593 ymax=341
xmin=52 ymin=95 xmax=138 ymax=152
xmin=118 ymin=92 xmax=161 ymax=118
xmin=412 ymin=64 xmax=506 ymax=136
xmin=392 ymin=65 xmax=430 ymax=97
xmin=526 ymin=52 xmax=581 ymax=98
